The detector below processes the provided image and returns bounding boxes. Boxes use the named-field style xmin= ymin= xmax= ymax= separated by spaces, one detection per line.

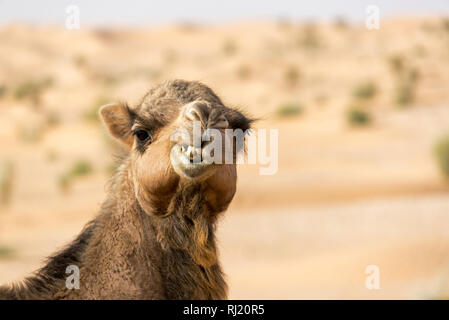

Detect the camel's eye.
xmin=134 ymin=129 xmax=151 ymax=143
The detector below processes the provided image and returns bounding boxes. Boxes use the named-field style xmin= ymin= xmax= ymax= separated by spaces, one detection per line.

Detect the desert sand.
xmin=0 ymin=17 xmax=449 ymax=299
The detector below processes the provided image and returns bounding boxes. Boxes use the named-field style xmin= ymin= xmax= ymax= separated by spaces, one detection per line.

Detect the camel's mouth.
xmin=170 ymin=144 xmax=215 ymax=179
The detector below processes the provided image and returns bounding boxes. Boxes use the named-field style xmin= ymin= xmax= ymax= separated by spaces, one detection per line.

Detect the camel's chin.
xmin=170 ymin=144 xmax=215 ymax=180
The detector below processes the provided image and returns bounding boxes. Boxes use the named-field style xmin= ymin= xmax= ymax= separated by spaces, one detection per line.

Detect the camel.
xmin=0 ymin=79 xmax=252 ymax=299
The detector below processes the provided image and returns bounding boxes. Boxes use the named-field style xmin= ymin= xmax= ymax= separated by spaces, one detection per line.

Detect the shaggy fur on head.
xmin=0 ymin=80 xmax=252 ymax=300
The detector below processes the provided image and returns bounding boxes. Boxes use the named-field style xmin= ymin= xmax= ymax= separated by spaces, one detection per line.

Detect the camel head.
xmin=99 ymin=80 xmax=252 ymax=218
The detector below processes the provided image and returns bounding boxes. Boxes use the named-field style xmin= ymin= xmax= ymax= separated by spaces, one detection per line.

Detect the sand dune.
xmin=1 ymin=17 xmax=449 ymax=298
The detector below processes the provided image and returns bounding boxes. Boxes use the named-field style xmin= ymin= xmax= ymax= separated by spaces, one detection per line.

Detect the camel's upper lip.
xmin=170 ymin=144 xmax=214 ymax=179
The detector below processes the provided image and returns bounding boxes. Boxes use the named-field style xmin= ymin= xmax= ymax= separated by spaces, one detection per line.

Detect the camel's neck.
xmin=111 ymin=161 xmax=219 ymax=265
xmin=155 ymin=182 xmax=219 ymax=267
xmin=110 ymin=162 xmax=227 ymax=299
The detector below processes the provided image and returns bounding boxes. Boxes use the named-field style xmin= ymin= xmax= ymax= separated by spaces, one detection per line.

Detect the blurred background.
xmin=1 ymin=0 xmax=449 ymax=299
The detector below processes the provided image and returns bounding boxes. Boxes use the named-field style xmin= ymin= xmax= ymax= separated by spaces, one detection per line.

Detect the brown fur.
xmin=0 ymin=80 xmax=252 ymax=300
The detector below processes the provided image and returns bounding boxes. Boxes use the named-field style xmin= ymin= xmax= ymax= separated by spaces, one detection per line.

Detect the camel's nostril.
xmin=185 ymin=146 xmax=194 ymax=160
xmin=177 ymin=144 xmax=201 ymax=163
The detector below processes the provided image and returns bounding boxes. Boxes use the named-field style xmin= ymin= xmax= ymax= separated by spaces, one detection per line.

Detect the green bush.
xmin=346 ymin=107 xmax=371 ymax=126
xmin=388 ymin=55 xmax=420 ymax=108
xmin=46 ymin=110 xmax=61 ymax=127
xmin=298 ymin=24 xmax=320 ymax=49
xmin=0 ymin=85 xmax=7 ymax=98
xmin=14 ymin=77 xmax=53 ymax=105
xmin=0 ymin=245 xmax=14 ymax=259
xmin=353 ymin=82 xmax=377 ymax=100
xmin=434 ymin=134 xmax=449 ymax=179
xmin=0 ymin=161 xmax=14 ymax=206
xmin=284 ymin=66 xmax=300 ymax=86
xmin=70 ymin=161 xmax=92 ymax=177
xmin=58 ymin=160 xmax=93 ymax=193
xmin=394 ymin=82 xmax=414 ymax=106
xmin=388 ymin=55 xmax=404 ymax=74
xmin=223 ymin=39 xmax=237 ymax=56
xmin=14 ymin=81 xmax=39 ymax=99
xmin=277 ymin=102 xmax=303 ymax=117
xmin=394 ymin=69 xmax=420 ymax=108
xmin=442 ymin=18 xmax=449 ymax=33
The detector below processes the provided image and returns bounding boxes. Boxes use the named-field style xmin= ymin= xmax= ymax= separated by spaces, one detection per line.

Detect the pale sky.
xmin=0 ymin=0 xmax=448 ymax=27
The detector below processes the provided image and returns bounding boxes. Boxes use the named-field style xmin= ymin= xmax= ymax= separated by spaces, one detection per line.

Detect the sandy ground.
xmin=1 ymin=194 xmax=449 ymax=299
xmin=1 ymin=17 xmax=449 ymax=299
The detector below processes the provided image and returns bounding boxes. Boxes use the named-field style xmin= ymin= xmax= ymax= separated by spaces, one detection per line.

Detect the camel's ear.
xmin=99 ymin=102 xmax=134 ymax=148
